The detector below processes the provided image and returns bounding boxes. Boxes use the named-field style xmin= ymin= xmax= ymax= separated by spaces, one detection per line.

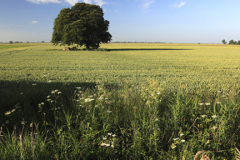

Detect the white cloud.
xmin=32 ymin=21 xmax=38 ymax=23
xmin=83 ymin=0 xmax=91 ymax=4
xmin=93 ymin=0 xmax=108 ymax=7
xmin=26 ymin=0 xmax=61 ymax=4
xmin=173 ymin=1 xmax=186 ymax=9
xmin=64 ymin=0 xmax=78 ymax=5
xmin=136 ymin=0 xmax=155 ymax=11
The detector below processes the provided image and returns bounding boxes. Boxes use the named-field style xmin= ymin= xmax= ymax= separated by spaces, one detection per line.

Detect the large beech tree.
xmin=51 ymin=3 xmax=112 ymax=49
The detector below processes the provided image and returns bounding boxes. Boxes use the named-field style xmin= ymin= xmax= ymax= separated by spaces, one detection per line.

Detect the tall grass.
xmin=1 ymin=80 xmax=240 ymax=159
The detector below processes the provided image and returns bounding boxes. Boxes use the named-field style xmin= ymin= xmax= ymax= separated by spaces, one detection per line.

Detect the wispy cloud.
xmin=172 ymin=1 xmax=186 ymax=9
xmin=26 ymin=0 xmax=108 ymax=6
xmin=93 ymin=0 xmax=108 ymax=7
xmin=32 ymin=21 xmax=38 ymax=23
xmin=26 ymin=0 xmax=61 ymax=4
xmin=64 ymin=0 xmax=78 ymax=5
xmin=136 ymin=0 xmax=155 ymax=12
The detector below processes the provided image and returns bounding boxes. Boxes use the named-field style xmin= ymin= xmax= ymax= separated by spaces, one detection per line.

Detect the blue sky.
xmin=1 ymin=0 xmax=240 ymax=43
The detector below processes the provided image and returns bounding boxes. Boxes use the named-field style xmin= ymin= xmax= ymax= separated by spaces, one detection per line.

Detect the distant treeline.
xmin=112 ymin=41 xmax=166 ymax=43
xmin=222 ymin=39 xmax=240 ymax=45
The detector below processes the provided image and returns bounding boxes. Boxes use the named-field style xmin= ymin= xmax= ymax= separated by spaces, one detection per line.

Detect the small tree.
xmin=229 ymin=39 xmax=235 ymax=45
xmin=222 ymin=39 xmax=227 ymax=44
xmin=52 ymin=3 xmax=112 ymax=49
xmin=41 ymin=41 xmax=44 ymax=43
xmin=9 ymin=41 xmax=13 ymax=44
xmin=237 ymin=40 xmax=240 ymax=45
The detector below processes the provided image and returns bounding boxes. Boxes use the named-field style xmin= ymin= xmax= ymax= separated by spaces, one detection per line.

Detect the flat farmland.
xmin=1 ymin=43 xmax=240 ymax=93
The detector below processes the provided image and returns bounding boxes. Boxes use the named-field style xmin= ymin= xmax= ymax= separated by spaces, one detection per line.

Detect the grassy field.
xmin=0 ymin=43 xmax=240 ymax=159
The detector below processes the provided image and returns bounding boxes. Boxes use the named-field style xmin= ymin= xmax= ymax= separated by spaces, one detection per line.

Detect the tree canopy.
xmin=51 ymin=3 xmax=112 ymax=49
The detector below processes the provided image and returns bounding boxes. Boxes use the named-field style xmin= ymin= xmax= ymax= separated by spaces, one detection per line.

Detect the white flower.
xmin=47 ymin=95 xmax=51 ymax=98
xmin=212 ymin=126 xmax=217 ymax=130
xmin=111 ymin=144 xmax=114 ymax=148
xmin=198 ymin=103 xmax=204 ymax=106
xmin=76 ymin=87 xmax=81 ymax=90
xmin=5 ymin=111 xmax=11 ymax=116
xmin=156 ymin=91 xmax=161 ymax=95
xmin=107 ymin=111 xmax=112 ymax=113
xmin=48 ymin=80 xmax=52 ymax=83
xmin=99 ymin=95 xmax=104 ymax=100
xmin=44 ymin=75 xmax=47 ymax=77
xmin=51 ymin=90 xmax=55 ymax=94
xmin=41 ymin=102 xmax=44 ymax=105
xmin=95 ymin=105 xmax=99 ymax=108
xmin=103 ymin=136 xmax=107 ymax=140
xmin=20 ymin=93 xmax=23 ymax=95
xmin=201 ymin=115 xmax=207 ymax=118
xmin=5 ymin=120 xmax=9 ymax=124
xmin=212 ymin=115 xmax=217 ymax=119
xmin=181 ymin=139 xmax=185 ymax=143
xmin=173 ymin=138 xmax=179 ymax=141
xmin=108 ymin=132 xmax=112 ymax=136
xmin=85 ymin=98 xmax=94 ymax=103
xmin=216 ymin=102 xmax=221 ymax=104
xmin=112 ymin=134 xmax=117 ymax=137
xmin=57 ymin=92 xmax=62 ymax=94
xmin=32 ymin=84 xmax=37 ymax=86
xmin=101 ymin=143 xmax=106 ymax=146
xmin=105 ymin=144 xmax=110 ymax=147
xmin=180 ymin=133 xmax=184 ymax=137
xmin=205 ymin=102 xmax=210 ymax=105
xmin=171 ymin=144 xmax=176 ymax=149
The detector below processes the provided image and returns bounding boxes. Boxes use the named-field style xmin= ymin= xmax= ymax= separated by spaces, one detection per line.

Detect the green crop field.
xmin=1 ymin=43 xmax=240 ymax=159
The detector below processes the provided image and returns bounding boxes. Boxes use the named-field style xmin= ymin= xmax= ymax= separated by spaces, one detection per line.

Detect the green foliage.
xmin=52 ymin=3 xmax=112 ymax=49
xmin=221 ymin=39 xmax=227 ymax=44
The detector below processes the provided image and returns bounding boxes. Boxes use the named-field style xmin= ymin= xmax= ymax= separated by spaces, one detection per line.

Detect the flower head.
xmin=212 ymin=115 xmax=217 ymax=119
xmin=201 ymin=115 xmax=207 ymax=118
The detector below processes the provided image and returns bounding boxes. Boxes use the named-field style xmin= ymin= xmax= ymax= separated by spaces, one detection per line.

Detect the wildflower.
xmin=212 ymin=126 xmax=217 ymax=130
xmin=112 ymin=134 xmax=117 ymax=137
xmin=20 ymin=93 xmax=23 ymax=95
xmin=201 ymin=115 xmax=207 ymax=118
xmin=51 ymin=90 xmax=55 ymax=94
xmin=32 ymin=84 xmax=37 ymax=86
xmin=205 ymin=102 xmax=210 ymax=105
xmin=4 ymin=111 xmax=12 ymax=116
xmin=181 ymin=139 xmax=185 ymax=143
xmin=85 ymin=98 xmax=94 ymax=103
xmin=47 ymin=95 xmax=51 ymax=98
xmin=21 ymin=121 xmax=26 ymax=125
xmin=107 ymin=111 xmax=112 ymax=113
xmin=76 ymin=87 xmax=81 ymax=90
xmin=75 ymin=100 xmax=80 ymax=102
xmin=156 ymin=91 xmax=161 ymax=95
xmin=216 ymin=102 xmax=221 ymax=104
xmin=171 ymin=144 xmax=176 ymax=149
xmin=212 ymin=115 xmax=217 ymax=119
xmin=180 ymin=133 xmax=184 ymax=137
xmin=198 ymin=103 xmax=204 ymax=106
xmin=44 ymin=75 xmax=47 ymax=77
xmin=111 ymin=144 xmax=114 ymax=148
xmin=105 ymin=144 xmax=110 ymax=147
xmin=173 ymin=138 xmax=179 ymax=141
xmin=58 ymin=107 xmax=60 ymax=110
xmin=51 ymin=100 xmax=54 ymax=103
xmin=57 ymin=91 xmax=62 ymax=94
xmin=108 ymin=132 xmax=112 ymax=136
xmin=11 ymin=109 xmax=16 ymax=113
xmin=41 ymin=102 xmax=44 ymax=105
xmin=88 ymin=95 xmax=94 ymax=98
xmin=101 ymin=143 xmax=106 ymax=146
xmin=5 ymin=120 xmax=9 ymax=124
xmin=155 ymin=118 xmax=159 ymax=121
xmin=103 ymin=136 xmax=107 ymax=140
xmin=99 ymin=95 xmax=104 ymax=100
xmin=95 ymin=105 xmax=99 ymax=108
